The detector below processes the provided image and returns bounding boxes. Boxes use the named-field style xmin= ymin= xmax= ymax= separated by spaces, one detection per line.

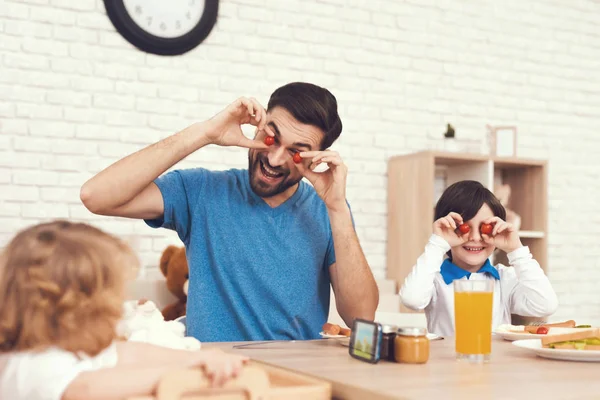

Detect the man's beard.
xmin=248 ymin=152 xmax=301 ymax=198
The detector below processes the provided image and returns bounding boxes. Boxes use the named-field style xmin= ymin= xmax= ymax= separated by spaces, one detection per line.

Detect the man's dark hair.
xmin=267 ymin=82 xmax=342 ymax=150
xmin=435 ymin=180 xmax=506 ymax=222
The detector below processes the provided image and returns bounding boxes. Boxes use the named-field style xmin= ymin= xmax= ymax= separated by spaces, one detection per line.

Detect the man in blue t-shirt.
xmin=81 ymin=82 xmax=379 ymax=342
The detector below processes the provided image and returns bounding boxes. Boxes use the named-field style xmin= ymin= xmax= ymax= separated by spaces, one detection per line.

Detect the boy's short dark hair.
xmin=267 ymin=82 xmax=342 ymax=150
xmin=435 ymin=180 xmax=506 ymax=222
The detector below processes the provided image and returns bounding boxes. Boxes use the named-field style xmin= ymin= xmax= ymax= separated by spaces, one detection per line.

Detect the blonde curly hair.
xmin=0 ymin=220 xmax=139 ymax=357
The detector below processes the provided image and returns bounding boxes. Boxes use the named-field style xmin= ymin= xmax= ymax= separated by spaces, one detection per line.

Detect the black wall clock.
xmin=103 ymin=0 xmax=219 ymax=56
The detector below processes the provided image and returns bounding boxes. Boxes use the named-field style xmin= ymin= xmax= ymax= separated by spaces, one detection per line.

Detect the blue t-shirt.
xmin=145 ymin=168 xmax=341 ymax=342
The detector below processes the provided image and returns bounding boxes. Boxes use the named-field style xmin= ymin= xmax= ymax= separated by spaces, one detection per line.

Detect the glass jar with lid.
xmin=394 ymin=327 xmax=429 ymax=364
xmin=380 ymin=324 xmax=398 ymax=361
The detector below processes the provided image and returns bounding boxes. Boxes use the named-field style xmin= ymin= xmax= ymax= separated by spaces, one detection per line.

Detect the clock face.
xmin=103 ymin=0 xmax=219 ymax=56
xmin=122 ymin=0 xmax=205 ymax=39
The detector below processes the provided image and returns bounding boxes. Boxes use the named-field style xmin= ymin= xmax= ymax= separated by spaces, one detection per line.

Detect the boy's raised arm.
xmin=400 ymin=234 xmax=449 ymax=310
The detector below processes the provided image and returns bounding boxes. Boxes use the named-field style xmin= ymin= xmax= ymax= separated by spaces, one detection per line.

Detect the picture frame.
xmin=348 ymin=319 xmax=382 ymax=364
xmin=487 ymin=125 xmax=517 ymax=157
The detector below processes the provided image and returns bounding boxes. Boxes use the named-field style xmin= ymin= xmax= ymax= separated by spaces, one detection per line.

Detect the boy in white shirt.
xmin=399 ymin=180 xmax=558 ymax=337
xmin=0 ymin=220 xmax=247 ymax=400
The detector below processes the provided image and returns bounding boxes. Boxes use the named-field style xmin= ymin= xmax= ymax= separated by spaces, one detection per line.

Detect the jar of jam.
xmin=394 ymin=327 xmax=429 ymax=364
xmin=380 ymin=324 xmax=397 ymax=361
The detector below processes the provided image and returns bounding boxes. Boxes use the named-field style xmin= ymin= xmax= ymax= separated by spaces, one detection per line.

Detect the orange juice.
xmin=454 ymin=290 xmax=493 ymax=355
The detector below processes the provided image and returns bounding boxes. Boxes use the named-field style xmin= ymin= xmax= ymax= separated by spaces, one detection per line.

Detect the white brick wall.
xmin=1 ymin=0 xmax=600 ymax=324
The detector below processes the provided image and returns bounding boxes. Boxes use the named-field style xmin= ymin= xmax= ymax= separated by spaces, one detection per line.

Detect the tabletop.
xmin=206 ymin=336 xmax=600 ymax=399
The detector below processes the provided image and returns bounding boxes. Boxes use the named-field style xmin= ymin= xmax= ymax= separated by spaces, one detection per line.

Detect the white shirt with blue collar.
xmin=399 ymin=234 xmax=559 ymax=337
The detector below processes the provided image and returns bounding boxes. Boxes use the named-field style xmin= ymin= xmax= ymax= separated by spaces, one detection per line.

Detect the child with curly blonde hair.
xmin=0 ymin=220 xmax=247 ymax=400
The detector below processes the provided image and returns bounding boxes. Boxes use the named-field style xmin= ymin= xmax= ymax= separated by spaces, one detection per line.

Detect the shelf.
xmin=493 ymin=156 xmax=547 ymax=168
xmin=518 ymin=230 xmax=545 ymax=239
xmin=391 ymin=151 xmax=546 ymax=168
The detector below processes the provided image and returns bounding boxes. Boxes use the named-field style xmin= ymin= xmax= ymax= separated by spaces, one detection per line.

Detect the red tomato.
xmin=536 ymin=326 xmax=549 ymax=335
xmin=458 ymin=223 xmax=470 ymax=234
xmin=293 ymin=152 xmax=302 ymax=164
xmin=264 ymin=136 xmax=275 ymax=146
xmin=480 ymin=223 xmax=493 ymax=235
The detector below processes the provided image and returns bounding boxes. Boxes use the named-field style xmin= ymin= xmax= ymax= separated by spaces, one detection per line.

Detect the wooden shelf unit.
xmin=387 ymin=151 xmax=548 ymax=319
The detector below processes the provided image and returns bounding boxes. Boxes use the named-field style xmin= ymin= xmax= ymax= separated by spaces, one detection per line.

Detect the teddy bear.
xmin=494 ymin=183 xmax=521 ymax=230
xmin=117 ymin=299 xmax=201 ymax=351
xmin=160 ymin=245 xmax=189 ymax=321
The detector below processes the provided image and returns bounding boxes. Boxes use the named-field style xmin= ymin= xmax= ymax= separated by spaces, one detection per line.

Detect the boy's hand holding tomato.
xmin=433 ymin=212 xmax=469 ymax=247
xmin=480 ymin=217 xmax=523 ymax=253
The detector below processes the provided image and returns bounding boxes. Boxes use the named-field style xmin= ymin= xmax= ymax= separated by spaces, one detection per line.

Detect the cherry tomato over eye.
xmin=292 ymin=152 xmax=302 ymax=164
xmin=458 ymin=223 xmax=470 ymax=234
xmin=536 ymin=326 xmax=549 ymax=335
xmin=480 ymin=223 xmax=493 ymax=235
xmin=264 ymin=136 xmax=275 ymax=146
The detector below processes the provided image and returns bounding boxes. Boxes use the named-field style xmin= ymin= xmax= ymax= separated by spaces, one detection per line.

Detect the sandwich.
xmin=523 ymin=319 xmax=576 ymax=334
xmin=322 ymin=322 xmax=351 ymax=337
xmin=541 ymin=328 xmax=600 ymax=350
xmin=496 ymin=320 xmax=576 ymax=334
xmin=322 ymin=322 xmax=340 ymax=335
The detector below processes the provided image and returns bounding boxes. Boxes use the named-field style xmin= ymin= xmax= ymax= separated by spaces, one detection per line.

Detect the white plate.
xmin=494 ymin=327 xmax=581 ymax=341
xmin=319 ymin=331 xmax=349 ymax=339
xmin=512 ymin=339 xmax=600 ymax=362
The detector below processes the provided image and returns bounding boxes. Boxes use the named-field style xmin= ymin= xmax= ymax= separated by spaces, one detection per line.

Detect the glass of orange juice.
xmin=454 ymin=280 xmax=494 ymax=363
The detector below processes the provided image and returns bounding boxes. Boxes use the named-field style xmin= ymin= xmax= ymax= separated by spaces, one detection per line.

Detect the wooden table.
xmin=207 ymin=337 xmax=600 ymax=399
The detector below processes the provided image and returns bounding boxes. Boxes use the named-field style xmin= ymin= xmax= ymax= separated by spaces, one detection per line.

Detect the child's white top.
xmin=399 ymin=234 xmax=559 ymax=337
xmin=0 ymin=342 xmax=118 ymax=400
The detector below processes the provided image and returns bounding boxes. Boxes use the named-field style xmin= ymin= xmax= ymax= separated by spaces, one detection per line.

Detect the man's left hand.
xmin=296 ymin=150 xmax=348 ymax=212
